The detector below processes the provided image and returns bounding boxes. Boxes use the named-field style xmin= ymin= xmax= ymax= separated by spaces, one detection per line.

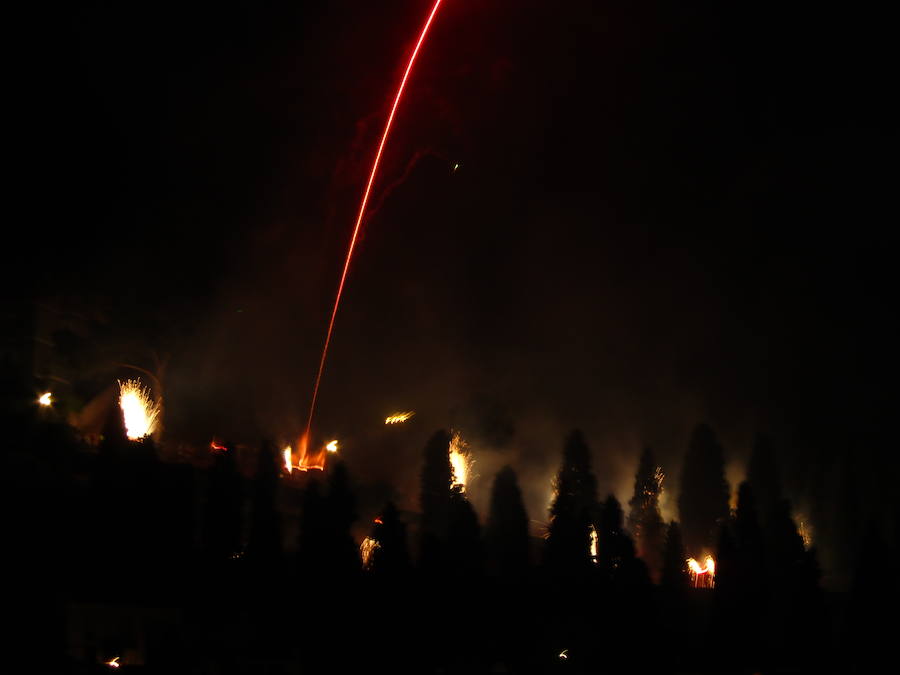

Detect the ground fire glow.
xmin=118 ymin=378 xmax=160 ymax=440
xmin=687 ymin=556 xmax=716 ymax=588
xmin=385 ymin=411 xmax=414 ymax=424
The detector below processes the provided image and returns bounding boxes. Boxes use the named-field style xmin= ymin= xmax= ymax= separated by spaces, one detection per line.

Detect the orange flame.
xmin=295 ymin=431 xmax=326 ymax=471
xmin=210 ymin=439 xmax=227 ymax=452
xmin=687 ymin=555 xmax=716 ymax=588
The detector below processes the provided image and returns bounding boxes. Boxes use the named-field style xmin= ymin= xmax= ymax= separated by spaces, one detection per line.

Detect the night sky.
xmin=12 ymin=1 xmax=897 ymax=574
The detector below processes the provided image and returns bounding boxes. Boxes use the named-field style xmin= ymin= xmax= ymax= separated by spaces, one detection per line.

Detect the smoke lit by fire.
xmin=118 ymin=378 xmax=161 ymax=440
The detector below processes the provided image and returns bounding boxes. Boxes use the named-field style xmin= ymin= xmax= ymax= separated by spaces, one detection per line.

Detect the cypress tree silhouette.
xmin=419 ymin=429 xmax=453 ymax=570
xmin=366 ymin=501 xmax=411 ymax=577
xmin=598 ymin=494 xmax=649 ymax=587
xmin=660 ymin=521 xmax=690 ymax=592
xmin=246 ymin=440 xmax=283 ymax=564
xmin=448 ymin=490 xmax=483 ymax=576
xmin=323 ymin=460 xmax=360 ymax=578
xmin=296 ymin=476 xmax=327 ymax=574
xmin=627 ymin=447 xmax=665 ymax=581
xmin=544 ymin=429 xmax=598 ymax=574
xmin=202 ymin=442 xmax=243 ymax=561
xmin=678 ymin=423 xmax=730 ymax=557
xmin=485 ymin=466 xmax=530 ymax=577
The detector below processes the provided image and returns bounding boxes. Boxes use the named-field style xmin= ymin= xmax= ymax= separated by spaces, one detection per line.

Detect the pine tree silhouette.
xmin=678 ymin=423 xmax=730 ymax=557
xmin=627 ymin=447 xmax=665 ymax=581
xmin=419 ymin=429 xmax=453 ymax=571
xmin=485 ymin=466 xmax=530 ymax=577
xmin=246 ymin=440 xmax=283 ymax=564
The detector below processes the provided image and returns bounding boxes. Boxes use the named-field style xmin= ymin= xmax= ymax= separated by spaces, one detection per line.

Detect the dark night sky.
xmin=12 ymin=1 xmax=898 ymax=566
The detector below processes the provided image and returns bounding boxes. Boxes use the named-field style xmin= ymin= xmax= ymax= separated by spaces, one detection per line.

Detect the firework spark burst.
xmin=118 ymin=378 xmax=160 ymax=440
xmin=360 ymin=536 xmax=381 ymax=570
xmin=385 ymin=411 xmax=415 ymax=425
xmin=687 ymin=555 xmax=716 ymax=588
xmin=449 ymin=431 xmax=472 ymax=493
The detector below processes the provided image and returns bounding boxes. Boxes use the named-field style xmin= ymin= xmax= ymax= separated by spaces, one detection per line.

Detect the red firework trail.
xmin=303 ymin=0 xmax=445 ymax=443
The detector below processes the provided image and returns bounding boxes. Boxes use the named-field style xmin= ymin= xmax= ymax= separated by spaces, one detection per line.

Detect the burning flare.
xmin=449 ymin=431 xmax=472 ymax=492
xmin=590 ymin=524 xmax=599 ymax=563
xmin=118 ymin=378 xmax=160 ymax=440
xmin=294 ymin=432 xmax=327 ymax=471
xmin=385 ymin=411 xmax=414 ymax=424
xmin=38 ymin=392 xmax=52 ymax=406
xmin=326 ymin=439 xmax=339 ymax=453
xmin=687 ymin=555 xmax=716 ymax=588
xmin=106 ymin=656 xmax=120 ymax=668
xmin=283 ymin=446 xmax=293 ymax=474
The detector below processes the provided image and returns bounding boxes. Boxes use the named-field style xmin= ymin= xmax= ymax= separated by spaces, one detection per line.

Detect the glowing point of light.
xmin=326 ymin=440 xmax=339 ymax=453
xmin=38 ymin=392 xmax=52 ymax=406
xmin=106 ymin=657 xmax=120 ymax=668
xmin=210 ymin=439 xmax=227 ymax=452
xmin=118 ymin=378 xmax=160 ymax=440
xmin=589 ymin=525 xmax=599 ymax=563
xmin=385 ymin=411 xmax=414 ymax=424
xmin=302 ymin=0 xmax=444 ymax=445
xmin=283 ymin=446 xmax=293 ymax=474
xmin=559 ymin=649 xmax=568 ymax=660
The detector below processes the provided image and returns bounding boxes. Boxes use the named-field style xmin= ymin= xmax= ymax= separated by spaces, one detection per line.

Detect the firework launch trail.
xmin=302 ymin=0 xmax=445 ymax=452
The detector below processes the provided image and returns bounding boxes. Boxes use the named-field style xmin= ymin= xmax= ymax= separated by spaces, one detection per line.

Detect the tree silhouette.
xmin=246 ymin=440 xmax=283 ymax=564
xmin=678 ymin=423 xmax=730 ymax=557
xmin=419 ymin=429 xmax=453 ymax=570
xmin=597 ymin=495 xmax=649 ymax=587
xmin=324 ymin=460 xmax=360 ymax=578
xmin=366 ymin=501 xmax=411 ymax=577
xmin=485 ymin=466 xmax=530 ymax=577
xmin=448 ymin=490 xmax=483 ymax=576
xmin=544 ymin=429 xmax=598 ymax=574
xmin=202 ymin=442 xmax=243 ymax=561
xmin=627 ymin=447 xmax=665 ymax=581
xmin=660 ymin=521 xmax=689 ymax=592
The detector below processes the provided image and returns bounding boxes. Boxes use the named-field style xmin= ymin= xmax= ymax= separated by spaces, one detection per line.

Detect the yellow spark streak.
xmin=283 ymin=446 xmax=293 ymax=474
xmin=385 ymin=411 xmax=415 ymax=424
xmin=449 ymin=431 xmax=471 ymax=492
xmin=326 ymin=439 xmax=339 ymax=453
xmin=106 ymin=656 xmax=120 ymax=668
xmin=360 ymin=536 xmax=381 ymax=569
xmin=590 ymin=525 xmax=599 ymax=563
xmin=559 ymin=649 xmax=569 ymax=660
xmin=118 ymin=378 xmax=160 ymax=440
xmin=38 ymin=392 xmax=52 ymax=406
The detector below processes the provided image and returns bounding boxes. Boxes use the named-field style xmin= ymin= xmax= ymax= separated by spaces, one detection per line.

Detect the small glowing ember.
xmin=361 ymin=536 xmax=381 ymax=569
xmin=210 ymin=439 xmax=227 ymax=452
xmin=326 ymin=439 xmax=339 ymax=453
xmin=38 ymin=392 xmax=52 ymax=406
xmin=559 ymin=649 xmax=568 ymax=660
xmin=687 ymin=555 xmax=716 ymax=588
xmin=385 ymin=411 xmax=414 ymax=424
xmin=106 ymin=656 xmax=120 ymax=668
xmin=449 ymin=431 xmax=472 ymax=492
xmin=118 ymin=378 xmax=160 ymax=440
xmin=283 ymin=446 xmax=293 ymax=473
xmin=589 ymin=525 xmax=599 ymax=563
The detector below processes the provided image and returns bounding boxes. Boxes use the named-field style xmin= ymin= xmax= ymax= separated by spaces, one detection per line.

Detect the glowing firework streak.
xmin=589 ymin=524 xmax=599 ymax=563
xmin=687 ymin=555 xmax=716 ymax=588
xmin=38 ymin=392 xmax=52 ymax=406
xmin=106 ymin=656 xmax=120 ymax=668
xmin=210 ymin=439 xmax=227 ymax=452
xmin=283 ymin=446 xmax=293 ymax=474
xmin=449 ymin=431 xmax=471 ymax=492
xmin=361 ymin=536 xmax=381 ymax=570
xmin=385 ymin=411 xmax=415 ymax=424
xmin=326 ymin=439 xmax=339 ymax=453
xmin=118 ymin=378 xmax=160 ymax=440
xmin=303 ymin=0 xmax=445 ymax=443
